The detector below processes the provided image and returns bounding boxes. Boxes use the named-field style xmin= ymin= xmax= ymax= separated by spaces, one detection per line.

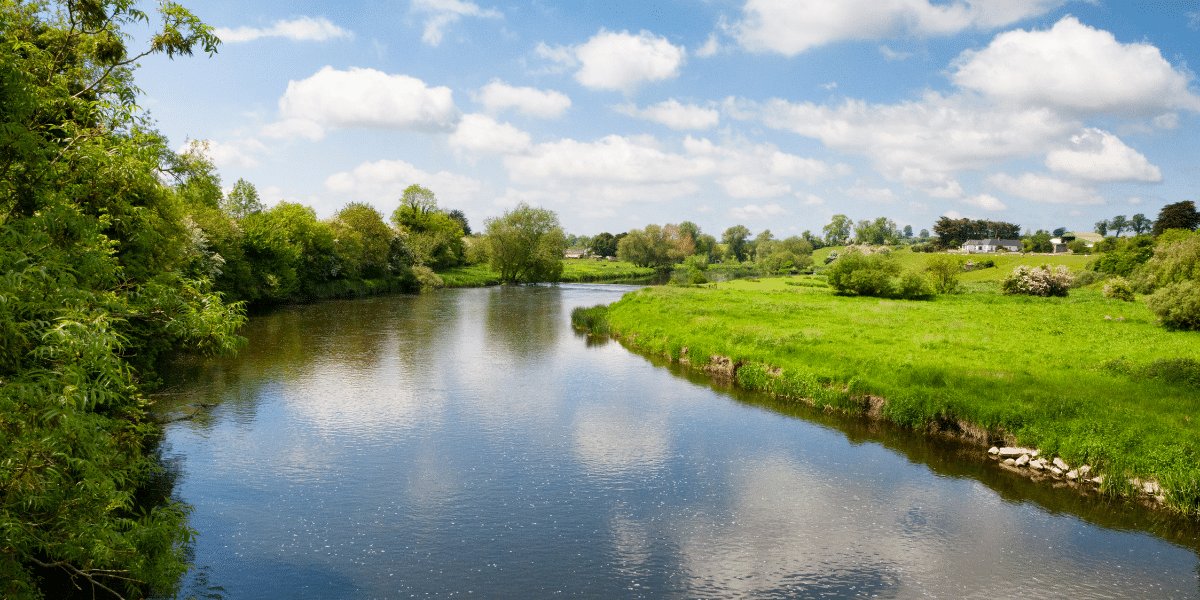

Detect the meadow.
xmin=573 ymin=265 xmax=1200 ymax=514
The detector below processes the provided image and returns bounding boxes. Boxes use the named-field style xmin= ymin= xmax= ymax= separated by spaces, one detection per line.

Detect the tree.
xmin=932 ymin=217 xmax=1020 ymax=248
xmin=823 ymin=214 xmax=852 ymax=246
xmin=446 ymin=208 xmax=471 ymax=235
xmin=1095 ymin=219 xmax=1109 ymax=236
xmin=663 ymin=223 xmax=696 ymax=262
xmin=903 ymin=224 xmax=914 ymax=239
xmin=1152 ymin=201 xmax=1200 ymax=235
xmin=393 ymin=184 xmax=439 ymax=230
xmin=390 ymin=186 xmax=464 ymax=269
xmin=1023 ymin=230 xmax=1053 ymax=253
xmin=223 ymin=178 xmax=264 ymax=219
xmin=0 ymin=2 xmax=237 ymax=597
xmin=918 ymin=229 xmax=930 ymax=240
xmin=331 ymin=202 xmax=394 ymax=278
xmin=484 ymin=203 xmax=568 ymax=283
xmin=1052 ymin=227 xmax=1067 ymax=237
xmin=854 ymin=217 xmax=899 ymax=245
xmin=925 ymin=255 xmax=963 ymax=294
xmin=1130 ymin=213 xmax=1153 ymax=235
xmin=589 ymin=232 xmax=619 ymax=257
xmin=1110 ymin=215 xmax=1129 ymax=237
xmin=723 ymin=225 xmax=752 ymax=261
xmin=618 ymin=225 xmax=672 ymax=267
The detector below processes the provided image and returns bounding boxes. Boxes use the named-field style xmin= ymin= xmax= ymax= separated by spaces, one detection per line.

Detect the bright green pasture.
xmin=813 ymin=247 xmax=1092 ymax=284
xmin=592 ymin=276 xmax=1200 ymax=512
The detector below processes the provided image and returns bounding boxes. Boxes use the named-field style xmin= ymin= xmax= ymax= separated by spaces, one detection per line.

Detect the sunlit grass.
xmin=577 ymin=275 xmax=1200 ymax=513
xmin=438 ymin=260 xmax=655 ymax=286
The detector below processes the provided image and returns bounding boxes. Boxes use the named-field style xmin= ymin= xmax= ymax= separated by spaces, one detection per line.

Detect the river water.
xmin=158 ymin=285 xmax=1200 ymax=599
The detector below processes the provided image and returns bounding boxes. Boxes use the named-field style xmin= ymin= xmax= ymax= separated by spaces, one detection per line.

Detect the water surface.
xmin=159 ymin=285 xmax=1200 ymax=598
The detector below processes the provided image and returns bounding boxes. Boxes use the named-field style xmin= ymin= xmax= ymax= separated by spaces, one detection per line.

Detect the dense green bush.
xmin=1089 ymin=235 xmax=1155 ymax=276
xmin=1146 ymin=281 xmax=1200 ymax=330
xmin=1103 ymin=277 xmax=1135 ymax=302
xmin=826 ymin=250 xmax=933 ymax=299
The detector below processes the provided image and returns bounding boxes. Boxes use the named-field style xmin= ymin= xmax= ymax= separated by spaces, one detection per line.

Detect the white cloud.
xmin=733 ymin=0 xmax=1064 ymax=56
xmin=1153 ymin=113 xmax=1180 ymax=130
xmin=477 ymin=81 xmax=571 ymax=119
xmin=800 ymin=193 xmax=825 ymax=206
xmin=719 ymin=176 xmax=790 ymax=199
xmin=505 ymin=135 xmax=709 ymax=185
xmin=953 ymin=17 xmax=1200 ymax=115
xmin=411 ymin=0 xmax=501 ymax=46
xmin=262 ymin=67 xmax=458 ymax=140
xmin=695 ymin=34 xmax=721 ymax=58
xmin=1044 ymin=129 xmax=1161 ymax=182
xmin=843 ymin=182 xmax=899 ymax=204
xmin=616 ymin=99 xmax=719 ymax=130
xmin=448 ymin=113 xmax=531 ymax=155
xmin=215 ymin=17 xmax=352 ymax=43
xmin=754 ymin=93 xmax=1073 ymax=180
xmin=179 ymin=138 xmax=267 ymax=169
xmin=879 ymin=45 xmax=912 ymax=62
xmin=729 ymin=203 xmax=787 ymax=221
xmin=988 ymin=172 xmax=1104 ymax=205
xmin=963 ymin=193 xmax=1007 ymax=211
xmin=324 ymin=159 xmax=482 ymax=208
xmin=542 ymin=30 xmax=686 ymax=92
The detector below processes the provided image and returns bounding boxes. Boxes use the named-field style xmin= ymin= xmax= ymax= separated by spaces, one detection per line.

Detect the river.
xmin=157 ymin=284 xmax=1200 ymax=598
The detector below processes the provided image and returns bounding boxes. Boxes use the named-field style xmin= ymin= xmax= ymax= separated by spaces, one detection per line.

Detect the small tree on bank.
xmin=484 ymin=203 xmax=567 ymax=283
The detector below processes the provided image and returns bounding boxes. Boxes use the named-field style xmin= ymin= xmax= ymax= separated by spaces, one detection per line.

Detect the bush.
xmin=826 ymin=250 xmax=899 ymax=297
xmin=1147 ymin=281 xmax=1200 ymax=330
xmin=1072 ymin=270 xmax=1104 ymax=287
xmin=924 ymin=255 xmax=963 ymax=294
xmin=896 ymin=271 xmax=936 ymax=299
xmin=1001 ymin=265 xmax=1074 ymax=297
xmin=412 ymin=265 xmax=444 ymax=290
xmin=1136 ymin=232 xmax=1200 ymax=292
xmin=1103 ymin=277 xmax=1135 ymax=301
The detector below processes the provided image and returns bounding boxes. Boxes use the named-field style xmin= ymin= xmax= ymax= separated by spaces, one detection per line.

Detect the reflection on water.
xmin=158 ymin=285 xmax=1200 ymax=599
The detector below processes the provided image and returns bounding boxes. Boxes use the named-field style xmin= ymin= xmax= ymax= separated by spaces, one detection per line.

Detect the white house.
xmin=962 ymin=239 xmax=1022 ymax=253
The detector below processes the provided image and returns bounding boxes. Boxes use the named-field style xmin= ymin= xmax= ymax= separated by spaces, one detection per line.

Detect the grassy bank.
xmin=573 ymin=275 xmax=1200 ymax=514
xmin=813 ymin=247 xmax=1092 ymax=284
xmin=438 ymin=260 xmax=656 ymax=287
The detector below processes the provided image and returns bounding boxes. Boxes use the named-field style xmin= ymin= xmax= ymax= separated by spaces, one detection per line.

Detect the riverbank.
xmin=572 ymin=275 xmax=1200 ymax=515
xmin=438 ymin=260 xmax=657 ymax=287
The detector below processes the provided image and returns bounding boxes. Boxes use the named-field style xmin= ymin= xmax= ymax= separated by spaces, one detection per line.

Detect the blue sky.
xmin=137 ymin=0 xmax=1200 ymax=237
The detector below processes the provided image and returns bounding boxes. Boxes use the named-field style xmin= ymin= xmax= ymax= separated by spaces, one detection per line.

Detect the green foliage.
xmin=722 ymin=225 xmax=752 ymax=261
xmin=589 ymin=232 xmax=619 ymax=257
xmin=412 ymin=265 xmax=445 ymax=290
xmin=1136 ymin=232 xmax=1200 ymax=292
xmin=483 ymin=203 xmax=567 ymax=283
xmin=1023 ymin=230 xmax=1053 ymax=253
xmin=0 ymin=1 xmax=238 ymax=596
xmin=1103 ymin=277 xmax=1135 ymax=302
xmin=222 ymin=178 xmax=263 ymax=219
xmin=924 ymin=255 xmax=963 ymax=294
xmin=331 ymin=202 xmax=393 ymax=279
xmin=673 ymin=254 xmax=710 ymax=285
xmin=822 ymin=214 xmax=852 ymax=246
xmin=755 ymin=236 xmax=814 ymax=274
xmin=1001 ymin=265 xmax=1074 ymax=297
xmin=853 ymin=216 xmax=900 ymax=245
xmin=825 ymin=249 xmax=932 ymax=298
xmin=1152 ymin=201 xmax=1200 ymax=236
xmin=1147 ymin=281 xmax=1200 ymax=330
xmin=618 ymin=225 xmax=673 ymax=267
xmin=1089 ymin=235 xmax=1155 ymax=276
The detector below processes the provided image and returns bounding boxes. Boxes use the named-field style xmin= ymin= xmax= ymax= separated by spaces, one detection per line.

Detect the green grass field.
xmin=575 ymin=275 xmax=1200 ymax=514
xmin=438 ymin=260 xmax=656 ymax=287
xmin=813 ymin=246 xmax=1092 ymax=284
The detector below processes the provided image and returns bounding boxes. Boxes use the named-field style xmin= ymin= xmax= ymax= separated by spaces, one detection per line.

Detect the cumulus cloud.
xmin=963 ymin=193 xmax=1007 ymax=211
xmin=215 ymin=17 xmax=352 ymax=43
xmin=1044 ymin=129 xmax=1162 ymax=182
xmin=733 ymin=0 xmax=1064 ymax=56
xmin=411 ymin=0 xmax=501 ymax=46
xmin=262 ymin=67 xmax=457 ymax=140
xmin=324 ymin=159 xmax=482 ymax=207
xmin=540 ymin=30 xmax=686 ymax=92
xmin=477 ymin=80 xmax=571 ymax=118
xmin=953 ymin=17 xmax=1200 ymax=115
xmin=719 ymin=176 xmax=790 ymax=199
xmin=729 ymin=203 xmax=787 ymax=221
xmin=695 ymin=34 xmax=721 ymax=58
xmin=448 ymin=113 xmax=531 ymax=155
xmin=753 ymin=93 xmax=1073 ymax=180
xmin=505 ymin=135 xmax=709 ymax=185
xmin=179 ymin=138 xmax=267 ymax=169
xmin=616 ymin=99 xmax=720 ymax=130
xmin=988 ymin=172 xmax=1104 ymax=205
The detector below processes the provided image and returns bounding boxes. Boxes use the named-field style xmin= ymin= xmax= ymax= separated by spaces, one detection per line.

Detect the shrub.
xmin=1103 ymin=277 xmax=1135 ymax=301
xmin=826 ymin=250 xmax=899 ymax=297
xmin=924 ymin=255 xmax=963 ymax=294
xmin=896 ymin=271 xmax=936 ymax=300
xmin=1135 ymin=232 xmax=1200 ymax=292
xmin=1073 ymin=270 xmax=1104 ymax=287
xmin=1146 ymin=281 xmax=1200 ymax=330
xmin=412 ymin=265 xmax=444 ymax=290
xmin=1001 ymin=265 xmax=1074 ymax=297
